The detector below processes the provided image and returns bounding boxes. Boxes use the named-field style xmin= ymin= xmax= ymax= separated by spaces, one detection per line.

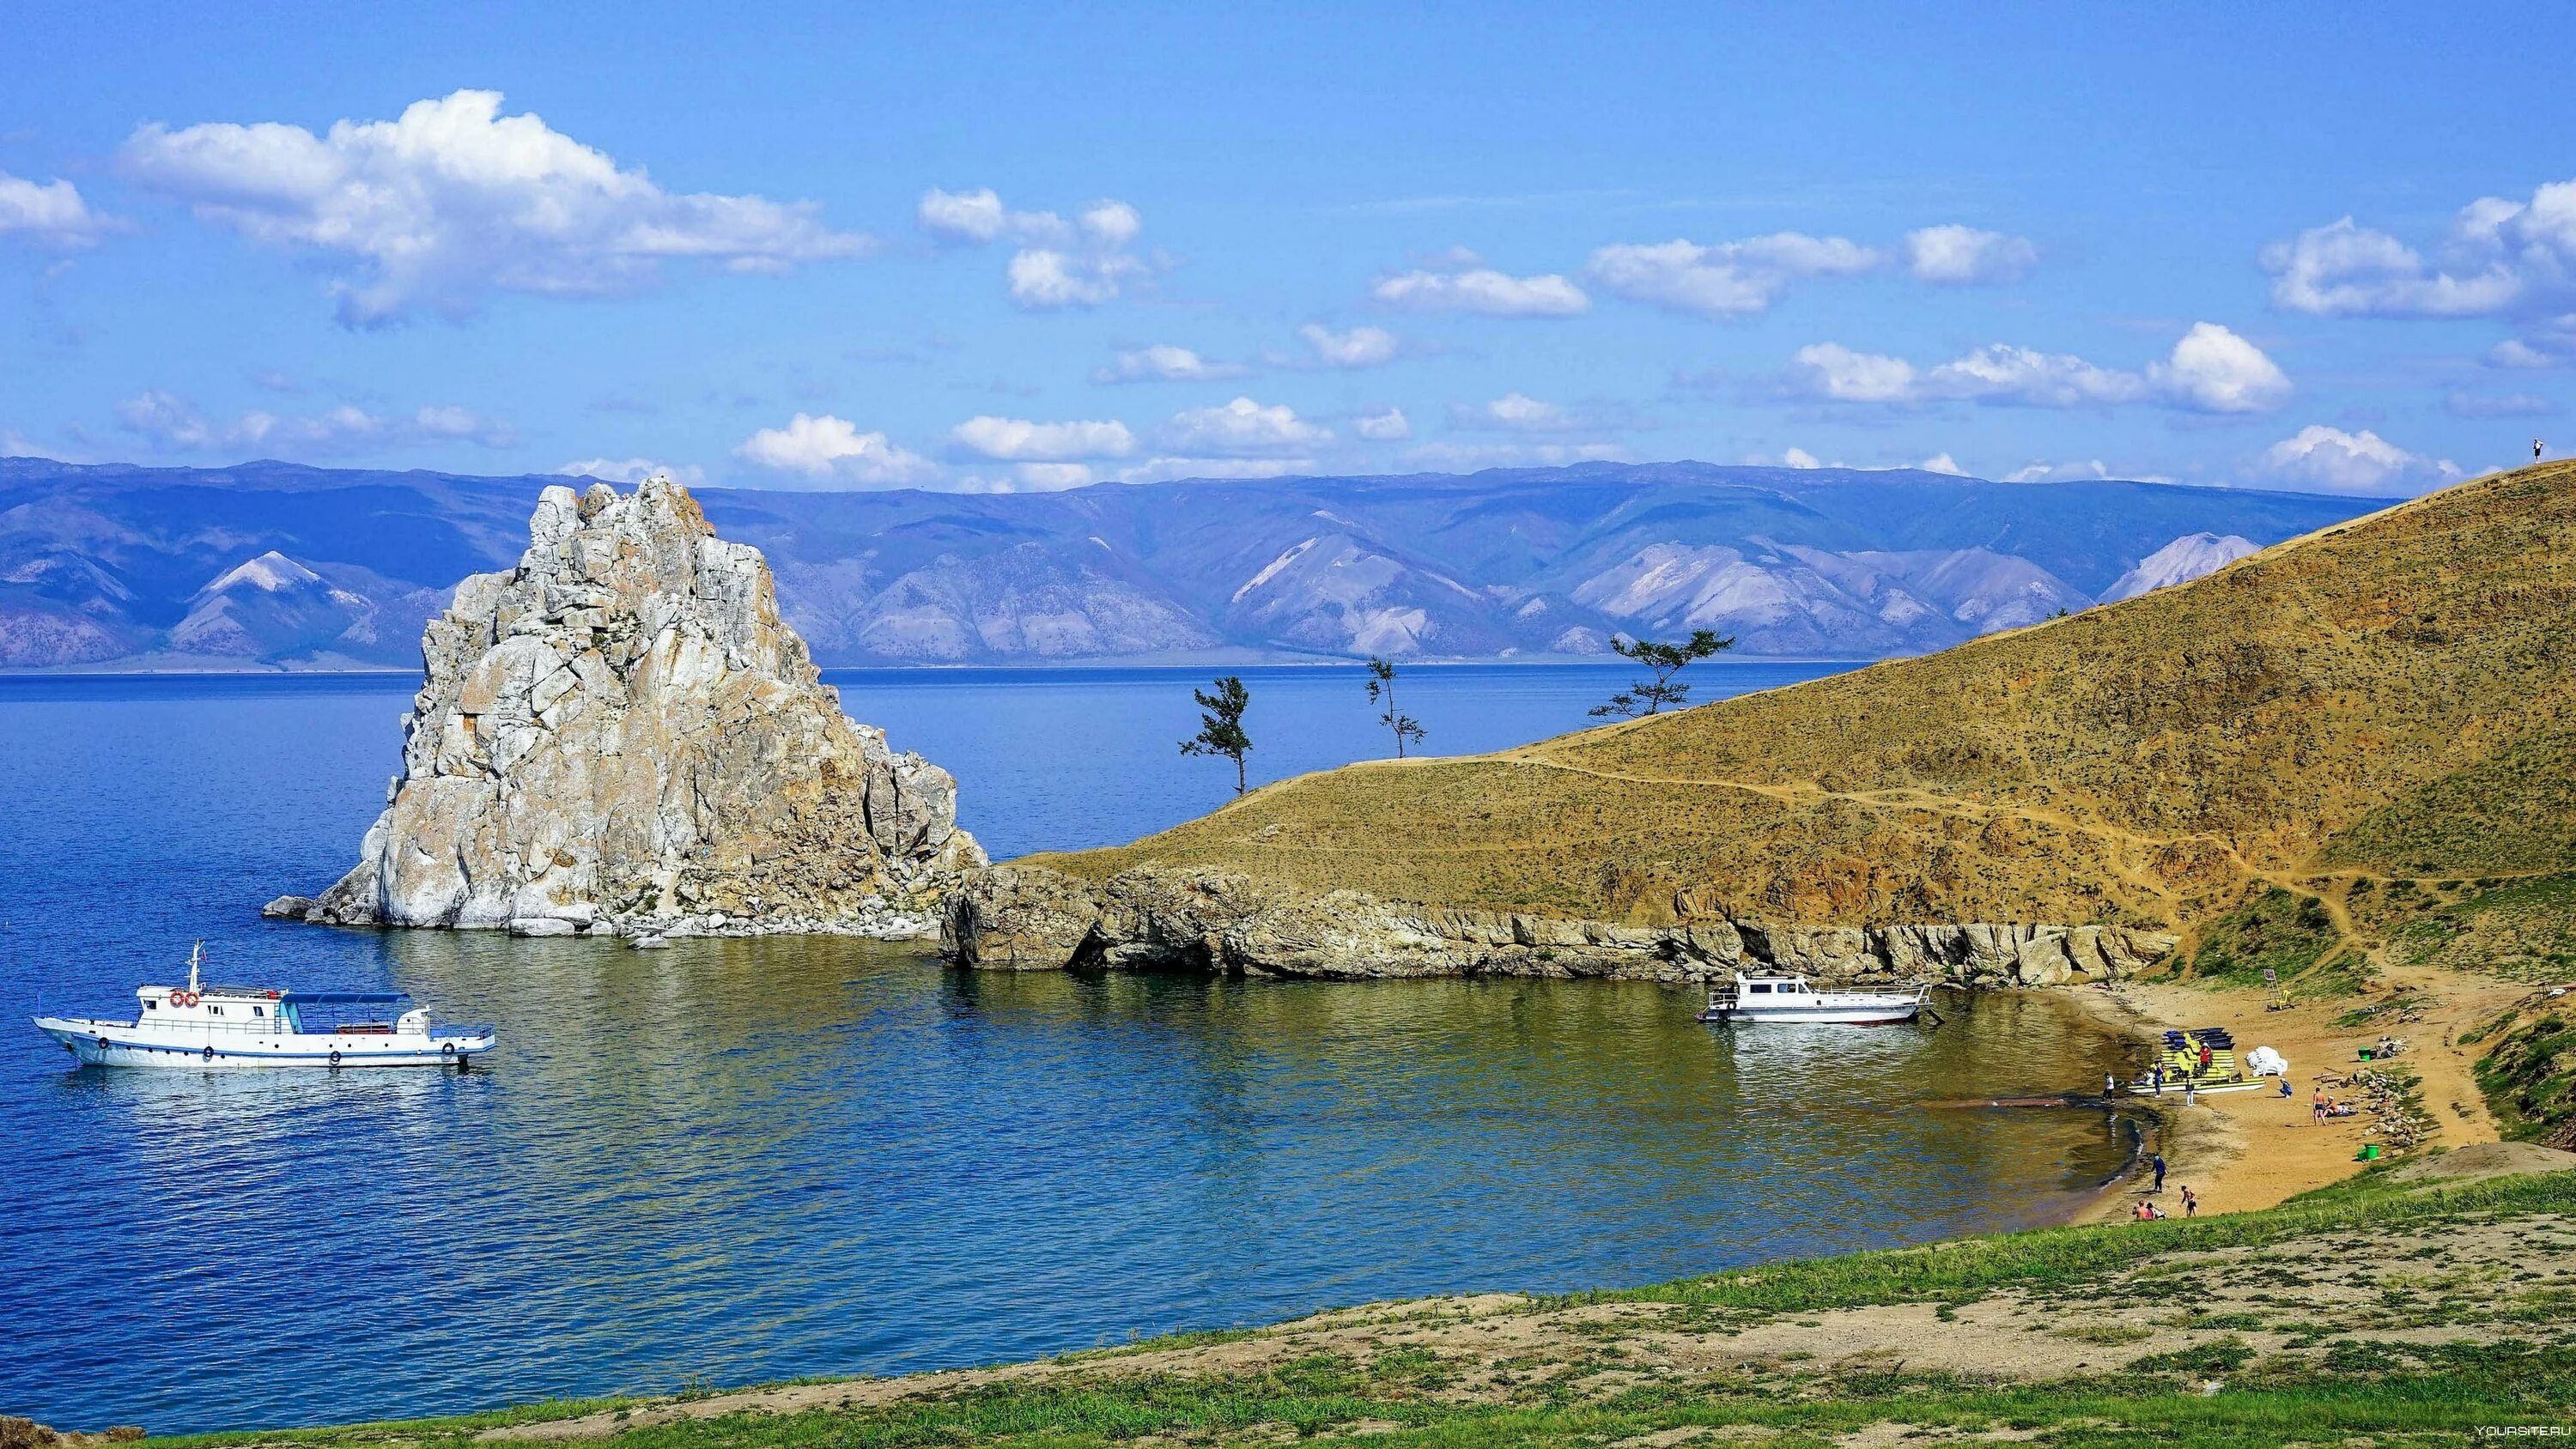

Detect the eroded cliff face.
xmin=943 ymin=864 xmax=2173 ymax=987
xmin=301 ymin=475 xmax=982 ymax=938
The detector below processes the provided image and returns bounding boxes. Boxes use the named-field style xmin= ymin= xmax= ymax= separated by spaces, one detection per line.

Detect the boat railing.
xmin=433 ymin=1022 xmax=496 ymax=1040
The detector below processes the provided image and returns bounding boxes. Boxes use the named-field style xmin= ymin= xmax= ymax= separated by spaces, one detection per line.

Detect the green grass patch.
xmin=2475 ymin=1010 xmax=2576 ymax=1145
xmin=2188 ymin=888 xmax=2359 ymax=996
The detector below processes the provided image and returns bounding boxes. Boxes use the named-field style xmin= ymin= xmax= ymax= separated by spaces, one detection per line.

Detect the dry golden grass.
xmin=1025 ymin=463 xmax=2576 ymax=962
xmin=1029 ymin=461 xmax=2576 ymax=963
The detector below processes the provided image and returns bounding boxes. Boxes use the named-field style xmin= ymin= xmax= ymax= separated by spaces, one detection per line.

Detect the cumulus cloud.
xmin=1786 ymin=324 xmax=2287 ymax=414
xmin=1905 ymin=225 xmax=2038 ymax=285
xmin=1371 ymin=262 xmax=1588 ymax=317
xmin=1353 ymin=405 xmax=1412 ymax=441
xmin=1453 ymin=391 xmax=1583 ymax=432
xmin=119 ymin=89 xmax=866 ymax=325
xmin=116 ymin=389 xmax=515 ymax=455
xmin=735 ymin=413 xmax=937 ymax=486
xmin=1786 ymin=343 xmax=1920 ymax=403
xmin=918 ymin=186 xmax=1149 ymax=309
xmin=0 ymin=171 xmax=118 ymax=249
xmin=1999 ymin=458 xmax=2173 ymax=485
xmin=1300 ymin=323 xmax=1400 ymax=367
xmin=2263 ymin=213 xmax=2534 ymax=318
xmin=1919 ymin=452 xmax=1967 ymax=476
xmin=951 ymin=415 xmax=1137 ymax=461
xmin=2259 ymin=425 xmax=2460 ymax=496
xmin=1093 ymin=344 xmax=1246 ymax=383
xmin=557 ymin=458 xmax=705 ymax=486
xmin=2146 ymin=322 xmax=2292 ymax=413
xmin=1586 ymin=233 xmax=1880 ymax=318
xmin=1161 ymin=397 xmax=1331 ymax=456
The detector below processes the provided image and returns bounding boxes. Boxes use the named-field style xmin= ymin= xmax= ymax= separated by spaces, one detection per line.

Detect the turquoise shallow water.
xmin=0 ymin=665 xmax=2132 ymax=1434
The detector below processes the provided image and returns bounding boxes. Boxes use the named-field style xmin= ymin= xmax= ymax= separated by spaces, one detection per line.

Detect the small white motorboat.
xmin=1698 ymin=971 xmax=1933 ymax=1026
xmin=32 ymin=943 xmax=495 ymax=1070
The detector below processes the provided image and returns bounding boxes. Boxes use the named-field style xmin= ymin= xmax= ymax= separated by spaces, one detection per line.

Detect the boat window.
xmin=209 ymin=1005 xmax=224 ymax=1016
xmin=1748 ymin=983 xmax=1771 ymax=994
xmin=145 ymin=1000 xmax=158 ymax=1010
xmin=252 ymin=1005 xmax=264 ymax=1017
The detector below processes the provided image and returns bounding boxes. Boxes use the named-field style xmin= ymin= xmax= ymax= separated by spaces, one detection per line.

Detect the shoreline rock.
xmin=942 ymin=864 xmax=2174 ymax=986
xmin=301 ymin=474 xmax=982 ymax=939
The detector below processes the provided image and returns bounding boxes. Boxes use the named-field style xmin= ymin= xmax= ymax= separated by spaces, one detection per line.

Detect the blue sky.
xmin=5 ymin=2 xmax=2573 ymax=496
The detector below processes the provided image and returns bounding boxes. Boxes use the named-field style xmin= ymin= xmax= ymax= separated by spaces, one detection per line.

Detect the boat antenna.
xmin=189 ymin=941 xmax=204 ymax=996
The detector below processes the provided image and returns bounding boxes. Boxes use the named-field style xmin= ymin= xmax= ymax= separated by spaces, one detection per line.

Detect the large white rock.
xmin=309 ymin=475 xmax=982 ymax=937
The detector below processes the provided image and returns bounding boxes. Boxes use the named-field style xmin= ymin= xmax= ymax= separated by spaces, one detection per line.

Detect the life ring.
xmin=202 ymin=1045 xmax=216 ymax=1063
xmin=178 ymin=990 xmax=201 ymax=1007
xmin=328 ymin=1049 xmax=342 ymax=1067
xmin=95 ymin=1036 xmax=110 ymax=1052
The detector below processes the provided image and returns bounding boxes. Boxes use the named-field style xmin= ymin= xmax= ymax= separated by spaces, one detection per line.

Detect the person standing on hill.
xmin=2537 ymin=439 xmax=2546 ymax=462
xmin=2152 ymin=1152 xmax=2168 ymax=1192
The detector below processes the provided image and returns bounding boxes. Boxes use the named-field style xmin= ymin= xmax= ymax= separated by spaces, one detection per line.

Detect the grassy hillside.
xmin=1030 ymin=462 xmax=2576 ymax=973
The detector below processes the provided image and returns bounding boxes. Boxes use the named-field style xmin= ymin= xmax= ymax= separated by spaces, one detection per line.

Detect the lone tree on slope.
xmin=1364 ymin=656 xmax=1425 ymax=758
xmin=1181 ymin=675 xmax=1254 ymax=795
xmin=1590 ymin=628 xmax=1735 ymax=718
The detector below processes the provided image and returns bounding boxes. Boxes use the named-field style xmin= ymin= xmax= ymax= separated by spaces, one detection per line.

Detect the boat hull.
xmin=33 ymin=1017 xmax=494 ymax=1070
xmin=1705 ymin=1001 xmax=1925 ymax=1025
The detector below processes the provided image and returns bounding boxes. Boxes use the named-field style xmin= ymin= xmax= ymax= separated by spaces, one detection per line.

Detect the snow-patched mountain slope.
xmin=2101 ymin=533 xmax=2262 ymax=603
xmin=168 ymin=550 xmax=378 ymax=659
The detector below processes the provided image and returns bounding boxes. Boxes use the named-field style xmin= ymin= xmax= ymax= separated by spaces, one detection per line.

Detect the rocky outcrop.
xmin=943 ymin=864 xmax=2173 ymax=986
xmin=301 ymin=474 xmax=982 ymax=938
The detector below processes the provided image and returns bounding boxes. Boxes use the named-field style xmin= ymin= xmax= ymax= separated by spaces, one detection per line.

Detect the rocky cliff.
xmin=943 ymin=864 xmax=2173 ymax=986
xmin=294 ymin=474 xmax=982 ymax=939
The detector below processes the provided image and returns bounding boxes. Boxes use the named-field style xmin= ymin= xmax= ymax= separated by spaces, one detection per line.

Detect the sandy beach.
xmin=2069 ymin=963 xmax=2528 ymax=1220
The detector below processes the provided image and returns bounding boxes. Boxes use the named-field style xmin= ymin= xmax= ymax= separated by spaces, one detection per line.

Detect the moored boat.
xmin=31 ymin=943 xmax=495 ymax=1070
xmin=1698 ymin=971 xmax=1933 ymax=1025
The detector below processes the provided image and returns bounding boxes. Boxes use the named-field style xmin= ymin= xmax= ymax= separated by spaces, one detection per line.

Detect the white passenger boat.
xmin=31 ymin=944 xmax=495 ymax=1070
xmin=1698 ymin=971 xmax=1933 ymax=1026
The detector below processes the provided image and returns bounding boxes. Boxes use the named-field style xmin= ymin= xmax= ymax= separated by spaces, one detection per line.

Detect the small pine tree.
xmin=1180 ymin=675 xmax=1254 ymax=795
xmin=1590 ymin=628 xmax=1735 ymax=718
xmin=1364 ymin=657 xmax=1425 ymax=758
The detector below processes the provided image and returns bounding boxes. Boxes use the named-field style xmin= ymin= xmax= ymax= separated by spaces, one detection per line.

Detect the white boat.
xmin=32 ymin=944 xmax=495 ymax=1070
xmin=1698 ymin=971 xmax=1933 ymax=1025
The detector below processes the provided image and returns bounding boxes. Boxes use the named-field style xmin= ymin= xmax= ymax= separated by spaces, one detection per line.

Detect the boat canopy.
xmin=277 ymin=991 xmax=411 ymax=1005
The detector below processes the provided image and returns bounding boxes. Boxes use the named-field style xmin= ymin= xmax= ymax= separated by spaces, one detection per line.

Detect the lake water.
xmin=0 ymin=664 xmax=2135 ymax=1434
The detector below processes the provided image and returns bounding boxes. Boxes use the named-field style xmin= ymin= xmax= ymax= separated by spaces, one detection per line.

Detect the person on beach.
xmin=2182 ymin=1185 xmax=2198 ymax=1217
xmin=2199 ymin=1044 xmax=2213 ymax=1076
xmin=2185 ymin=1081 xmax=2197 ymax=1107
xmin=2313 ymin=1087 xmax=2327 ymax=1125
xmin=2153 ymin=1152 xmax=2167 ymax=1191
xmin=2153 ymin=1064 xmax=2166 ymax=1094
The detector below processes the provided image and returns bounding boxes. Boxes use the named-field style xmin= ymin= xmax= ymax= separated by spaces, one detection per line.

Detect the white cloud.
xmin=1919 ymin=452 xmax=1966 ymax=476
xmin=1372 ymin=265 xmax=1588 ymax=317
xmin=919 ymin=186 xmax=1150 ymax=310
xmin=1455 ymin=391 xmax=1582 ymax=432
xmin=1161 ymin=397 xmax=1331 ymax=456
xmin=2263 ymin=214 xmax=2525 ymax=318
xmin=2490 ymin=337 xmax=2565 ymax=369
xmin=1401 ymin=440 xmax=1629 ymax=470
xmin=1353 ymin=405 xmax=1412 ymax=441
xmin=1905 ymin=225 xmax=2038 ymax=285
xmin=1774 ymin=446 xmax=1826 ymax=469
xmin=1787 ymin=343 xmax=1919 ymax=403
xmin=2147 ymin=322 xmax=2292 ymax=414
xmin=951 ymin=415 xmax=1137 ymax=461
xmin=0 ymin=171 xmax=117 ymax=249
xmin=735 ymin=413 xmax=937 ymax=486
xmin=1094 ymin=343 xmax=1245 ymax=383
xmin=1586 ymin=233 xmax=1880 ymax=318
xmin=1787 ymin=324 xmax=2287 ymax=414
xmin=1925 ymin=344 xmax=2149 ymax=407
xmin=1300 ymin=323 xmax=1400 ymax=367
xmin=557 ymin=458 xmax=705 ymax=486
xmin=120 ymin=89 xmax=866 ymax=325
xmin=2259 ymin=425 xmax=2460 ymax=496
xmin=116 ymin=389 xmax=514 ymax=455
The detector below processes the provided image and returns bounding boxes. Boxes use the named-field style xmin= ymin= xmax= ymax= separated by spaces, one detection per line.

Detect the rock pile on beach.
xmin=944 ymin=864 xmax=2172 ymax=984
xmin=292 ymin=473 xmax=982 ymax=940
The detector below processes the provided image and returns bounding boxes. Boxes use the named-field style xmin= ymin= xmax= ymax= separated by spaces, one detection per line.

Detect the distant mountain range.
xmin=0 ymin=456 xmax=2382 ymax=670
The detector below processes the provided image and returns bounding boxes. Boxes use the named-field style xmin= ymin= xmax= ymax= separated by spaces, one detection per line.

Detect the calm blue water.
xmin=0 ymin=664 xmax=2132 ymax=1434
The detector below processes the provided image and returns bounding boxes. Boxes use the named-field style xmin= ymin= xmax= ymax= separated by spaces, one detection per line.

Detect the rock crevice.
xmin=942 ymin=864 xmax=2172 ymax=986
xmin=302 ymin=475 xmax=981 ymax=938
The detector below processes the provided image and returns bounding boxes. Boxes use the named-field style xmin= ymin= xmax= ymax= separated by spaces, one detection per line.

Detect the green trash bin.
xmin=2357 ymin=1144 xmax=2380 ymax=1161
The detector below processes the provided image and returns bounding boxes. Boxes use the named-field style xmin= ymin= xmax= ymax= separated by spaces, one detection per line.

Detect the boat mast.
xmin=188 ymin=941 xmax=203 ymax=996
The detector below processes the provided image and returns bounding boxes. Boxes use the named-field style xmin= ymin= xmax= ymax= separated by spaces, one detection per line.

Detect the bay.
xmin=0 ymin=664 xmax=2132 ymax=1434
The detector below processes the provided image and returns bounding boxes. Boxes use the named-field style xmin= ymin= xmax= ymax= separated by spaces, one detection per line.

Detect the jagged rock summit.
xmin=303 ymin=473 xmax=982 ymax=938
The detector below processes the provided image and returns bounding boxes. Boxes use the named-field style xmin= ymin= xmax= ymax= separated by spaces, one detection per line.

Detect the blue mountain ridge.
xmin=0 ymin=457 xmax=2381 ymax=669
